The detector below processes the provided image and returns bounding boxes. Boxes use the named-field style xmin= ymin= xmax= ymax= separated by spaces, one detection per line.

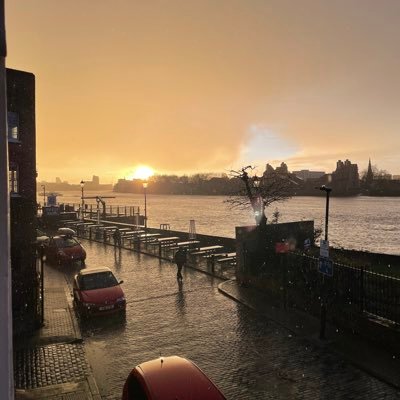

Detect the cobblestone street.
xmin=14 ymin=262 xmax=101 ymax=399
xmin=59 ymin=239 xmax=400 ymax=400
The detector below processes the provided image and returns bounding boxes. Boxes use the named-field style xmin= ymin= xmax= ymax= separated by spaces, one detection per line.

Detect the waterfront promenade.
xmin=14 ymin=238 xmax=400 ymax=399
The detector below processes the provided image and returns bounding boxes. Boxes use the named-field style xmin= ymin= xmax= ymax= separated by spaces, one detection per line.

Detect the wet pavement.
xmin=14 ymin=264 xmax=101 ymax=400
xmin=60 ymin=239 xmax=400 ymax=400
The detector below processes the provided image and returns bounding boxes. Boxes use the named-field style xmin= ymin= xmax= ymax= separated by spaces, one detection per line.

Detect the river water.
xmin=48 ymin=191 xmax=399 ymax=255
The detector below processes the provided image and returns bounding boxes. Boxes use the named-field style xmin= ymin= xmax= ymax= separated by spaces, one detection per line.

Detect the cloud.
xmin=8 ymin=0 xmax=400 ymax=181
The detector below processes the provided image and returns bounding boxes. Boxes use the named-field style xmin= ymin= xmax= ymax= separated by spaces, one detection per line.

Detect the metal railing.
xmin=289 ymin=253 xmax=400 ymax=325
xmin=73 ymin=221 xmax=236 ymax=280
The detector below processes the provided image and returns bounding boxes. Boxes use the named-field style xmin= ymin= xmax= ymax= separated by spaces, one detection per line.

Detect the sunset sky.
xmin=6 ymin=0 xmax=400 ymax=183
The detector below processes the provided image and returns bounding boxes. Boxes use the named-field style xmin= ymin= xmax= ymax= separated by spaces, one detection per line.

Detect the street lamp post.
xmin=319 ymin=185 xmax=332 ymax=241
xmin=41 ymin=184 xmax=46 ymax=206
xmin=143 ymin=181 xmax=148 ymax=232
xmin=252 ymin=176 xmax=266 ymax=226
xmin=317 ymin=184 xmax=332 ymax=339
xmin=80 ymin=180 xmax=85 ymax=221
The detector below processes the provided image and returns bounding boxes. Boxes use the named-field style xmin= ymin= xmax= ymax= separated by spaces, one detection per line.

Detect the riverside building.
xmin=7 ymin=68 xmax=40 ymax=333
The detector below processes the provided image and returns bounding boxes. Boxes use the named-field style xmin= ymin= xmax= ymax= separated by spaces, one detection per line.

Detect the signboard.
xmin=43 ymin=205 xmax=59 ymax=216
xmin=275 ymin=241 xmax=289 ymax=254
xmin=47 ymin=194 xmax=57 ymax=206
xmin=320 ymin=239 xmax=329 ymax=258
xmin=319 ymin=257 xmax=333 ymax=276
xmin=304 ymin=238 xmax=311 ymax=251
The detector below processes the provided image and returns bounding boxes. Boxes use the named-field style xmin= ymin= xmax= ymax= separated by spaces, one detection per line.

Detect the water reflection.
xmin=175 ymin=280 xmax=186 ymax=316
xmin=79 ymin=311 xmax=127 ymax=338
xmin=114 ymin=248 xmax=122 ymax=270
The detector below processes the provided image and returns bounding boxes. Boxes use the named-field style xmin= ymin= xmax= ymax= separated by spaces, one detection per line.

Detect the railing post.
xmin=360 ymin=267 xmax=364 ymax=313
xmin=282 ymin=254 xmax=288 ymax=310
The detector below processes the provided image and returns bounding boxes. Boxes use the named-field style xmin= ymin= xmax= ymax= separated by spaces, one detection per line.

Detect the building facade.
xmin=331 ymin=159 xmax=360 ymax=195
xmin=7 ymin=68 xmax=40 ymax=333
xmin=293 ymin=169 xmax=326 ymax=181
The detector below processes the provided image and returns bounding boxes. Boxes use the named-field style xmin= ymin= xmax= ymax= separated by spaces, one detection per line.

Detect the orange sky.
xmin=6 ymin=0 xmax=400 ymax=183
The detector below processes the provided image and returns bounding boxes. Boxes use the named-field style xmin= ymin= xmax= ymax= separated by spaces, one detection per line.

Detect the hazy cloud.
xmin=7 ymin=0 xmax=400 ymax=181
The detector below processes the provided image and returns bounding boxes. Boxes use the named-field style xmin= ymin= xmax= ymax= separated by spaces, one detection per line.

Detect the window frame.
xmin=7 ymin=111 xmax=20 ymax=142
xmin=9 ymin=162 xmax=19 ymax=194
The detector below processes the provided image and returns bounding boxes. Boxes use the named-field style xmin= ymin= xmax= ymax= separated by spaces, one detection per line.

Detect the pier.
xmin=60 ymin=217 xmax=237 ymax=280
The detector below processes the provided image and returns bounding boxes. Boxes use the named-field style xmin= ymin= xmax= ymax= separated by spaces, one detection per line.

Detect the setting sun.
xmin=127 ymin=165 xmax=155 ymax=180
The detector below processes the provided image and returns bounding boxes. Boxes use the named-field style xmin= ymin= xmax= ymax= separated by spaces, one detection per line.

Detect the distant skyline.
xmin=7 ymin=1 xmax=400 ymax=182
xmin=39 ymin=157 xmax=396 ymax=186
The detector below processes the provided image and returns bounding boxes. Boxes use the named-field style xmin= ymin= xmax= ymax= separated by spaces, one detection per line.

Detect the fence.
xmin=62 ymin=203 xmax=141 ymax=219
xmin=288 ymin=253 xmax=400 ymax=326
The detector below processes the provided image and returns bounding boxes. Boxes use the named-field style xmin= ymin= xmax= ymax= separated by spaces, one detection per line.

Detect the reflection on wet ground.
xmin=61 ymin=239 xmax=399 ymax=400
xmin=77 ymin=312 xmax=127 ymax=338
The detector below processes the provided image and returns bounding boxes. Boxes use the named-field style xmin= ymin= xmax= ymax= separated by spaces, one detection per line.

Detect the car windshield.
xmin=55 ymin=237 xmax=79 ymax=248
xmin=79 ymin=272 xmax=119 ymax=291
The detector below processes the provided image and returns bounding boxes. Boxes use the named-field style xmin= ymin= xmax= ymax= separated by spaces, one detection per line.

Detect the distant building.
xmin=7 ymin=68 xmax=40 ymax=333
xmin=275 ymin=162 xmax=289 ymax=174
xmin=365 ymin=158 xmax=374 ymax=186
xmin=56 ymin=177 xmax=62 ymax=184
xmin=331 ymin=159 xmax=359 ymax=195
xmin=293 ymin=169 xmax=325 ymax=181
xmin=92 ymin=175 xmax=100 ymax=185
xmin=392 ymin=175 xmax=400 ymax=180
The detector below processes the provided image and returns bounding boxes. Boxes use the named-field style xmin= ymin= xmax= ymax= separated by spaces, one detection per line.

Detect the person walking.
xmin=174 ymin=248 xmax=187 ymax=281
xmin=113 ymin=228 xmax=122 ymax=247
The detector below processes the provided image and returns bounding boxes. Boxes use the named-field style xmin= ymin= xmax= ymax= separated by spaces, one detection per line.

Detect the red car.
xmin=122 ymin=356 xmax=226 ymax=400
xmin=73 ymin=267 xmax=126 ymax=316
xmin=45 ymin=235 xmax=86 ymax=265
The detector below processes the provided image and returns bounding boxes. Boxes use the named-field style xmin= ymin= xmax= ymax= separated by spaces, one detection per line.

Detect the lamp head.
xmin=80 ymin=180 xmax=85 ymax=188
xmin=143 ymin=181 xmax=148 ymax=189
xmin=318 ymin=185 xmax=332 ymax=193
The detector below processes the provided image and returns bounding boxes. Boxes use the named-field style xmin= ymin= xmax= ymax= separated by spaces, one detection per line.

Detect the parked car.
xmin=45 ymin=235 xmax=86 ymax=265
xmin=57 ymin=227 xmax=77 ymax=236
xmin=122 ymin=356 xmax=227 ymax=400
xmin=73 ymin=267 xmax=126 ymax=316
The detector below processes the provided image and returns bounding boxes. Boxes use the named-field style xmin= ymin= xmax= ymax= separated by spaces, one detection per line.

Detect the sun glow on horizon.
xmin=127 ymin=165 xmax=155 ymax=180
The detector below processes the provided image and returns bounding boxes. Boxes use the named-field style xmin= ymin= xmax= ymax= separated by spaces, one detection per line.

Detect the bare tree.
xmin=226 ymin=165 xmax=293 ymax=227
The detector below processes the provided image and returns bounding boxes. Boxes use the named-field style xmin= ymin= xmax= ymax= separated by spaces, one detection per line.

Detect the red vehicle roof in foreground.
xmin=124 ymin=356 xmax=226 ymax=399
